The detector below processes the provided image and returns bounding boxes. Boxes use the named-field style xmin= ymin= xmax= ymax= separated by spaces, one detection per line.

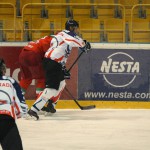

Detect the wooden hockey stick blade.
xmin=74 ymin=99 xmax=96 ymax=110
xmin=80 ymin=105 xmax=96 ymax=110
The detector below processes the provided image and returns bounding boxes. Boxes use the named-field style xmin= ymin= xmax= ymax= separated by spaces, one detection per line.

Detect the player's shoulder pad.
xmin=2 ymin=76 xmax=15 ymax=84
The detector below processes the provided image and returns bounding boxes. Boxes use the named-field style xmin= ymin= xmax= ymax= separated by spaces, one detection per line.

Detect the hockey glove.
xmin=20 ymin=102 xmax=28 ymax=116
xmin=62 ymin=66 xmax=71 ymax=79
xmin=80 ymin=40 xmax=91 ymax=53
xmin=15 ymin=102 xmax=28 ymax=118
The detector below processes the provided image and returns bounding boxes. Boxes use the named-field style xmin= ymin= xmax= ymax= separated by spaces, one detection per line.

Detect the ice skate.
xmin=26 ymin=109 xmax=39 ymax=120
xmin=46 ymin=100 xmax=56 ymax=113
xmin=39 ymin=106 xmax=47 ymax=115
xmin=41 ymin=106 xmax=47 ymax=111
xmin=44 ymin=100 xmax=56 ymax=116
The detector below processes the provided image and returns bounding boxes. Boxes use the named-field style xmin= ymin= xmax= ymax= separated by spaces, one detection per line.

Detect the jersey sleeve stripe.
xmin=14 ymin=102 xmax=21 ymax=115
xmin=54 ymin=56 xmax=64 ymax=62
xmin=59 ymin=41 xmax=65 ymax=46
xmin=0 ymin=100 xmax=7 ymax=104
xmin=46 ymin=49 xmax=54 ymax=58
xmin=11 ymin=105 xmax=16 ymax=119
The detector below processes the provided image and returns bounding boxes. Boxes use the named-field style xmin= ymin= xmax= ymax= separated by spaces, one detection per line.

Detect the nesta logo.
xmin=99 ymin=52 xmax=140 ymax=87
xmin=101 ymin=58 xmax=139 ymax=73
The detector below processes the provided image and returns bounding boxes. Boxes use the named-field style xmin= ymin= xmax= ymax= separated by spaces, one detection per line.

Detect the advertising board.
xmin=78 ymin=45 xmax=150 ymax=101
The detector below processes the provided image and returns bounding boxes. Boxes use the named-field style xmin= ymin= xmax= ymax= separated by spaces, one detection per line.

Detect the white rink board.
xmin=1 ymin=109 xmax=150 ymax=150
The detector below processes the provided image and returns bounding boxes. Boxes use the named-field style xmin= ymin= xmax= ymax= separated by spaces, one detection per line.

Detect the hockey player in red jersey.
xmin=19 ymin=35 xmax=62 ymax=113
xmin=0 ymin=58 xmax=28 ymax=150
xmin=19 ymin=36 xmax=52 ymax=97
xmin=27 ymin=19 xmax=91 ymax=120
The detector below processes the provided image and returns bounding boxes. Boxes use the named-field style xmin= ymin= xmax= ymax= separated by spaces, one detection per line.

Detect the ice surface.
xmin=1 ymin=109 xmax=150 ymax=150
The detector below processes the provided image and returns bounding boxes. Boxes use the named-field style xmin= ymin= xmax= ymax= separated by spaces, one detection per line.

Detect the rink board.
xmin=0 ymin=43 xmax=78 ymax=100
xmin=78 ymin=47 xmax=150 ymax=101
xmin=0 ymin=42 xmax=150 ymax=108
xmin=26 ymin=100 xmax=150 ymax=109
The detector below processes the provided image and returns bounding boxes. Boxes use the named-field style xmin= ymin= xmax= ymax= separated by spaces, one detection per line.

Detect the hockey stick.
xmin=65 ymin=87 xmax=96 ymax=110
xmin=68 ymin=51 xmax=84 ymax=72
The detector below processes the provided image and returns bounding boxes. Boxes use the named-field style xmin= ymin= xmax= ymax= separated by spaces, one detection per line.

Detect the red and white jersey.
xmin=23 ymin=36 xmax=52 ymax=57
xmin=45 ymin=30 xmax=85 ymax=65
xmin=0 ymin=76 xmax=27 ymax=119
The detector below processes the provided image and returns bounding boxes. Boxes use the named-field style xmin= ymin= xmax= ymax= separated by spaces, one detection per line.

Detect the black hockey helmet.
xmin=65 ymin=19 xmax=79 ymax=30
xmin=0 ymin=58 xmax=6 ymax=76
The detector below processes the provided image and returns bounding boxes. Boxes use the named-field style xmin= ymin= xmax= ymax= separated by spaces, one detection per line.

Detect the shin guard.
xmin=31 ymin=88 xmax=57 ymax=112
xmin=51 ymin=80 xmax=66 ymax=103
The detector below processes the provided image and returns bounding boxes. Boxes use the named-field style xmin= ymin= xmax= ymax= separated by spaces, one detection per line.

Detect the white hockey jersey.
xmin=0 ymin=76 xmax=27 ymax=119
xmin=45 ymin=30 xmax=85 ymax=65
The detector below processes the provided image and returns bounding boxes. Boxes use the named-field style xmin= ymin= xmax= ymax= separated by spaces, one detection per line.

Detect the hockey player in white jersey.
xmin=28 ymin=19 xmax=91 ymax=120
xmin=0 ymin=58 xmax=28 ymax=150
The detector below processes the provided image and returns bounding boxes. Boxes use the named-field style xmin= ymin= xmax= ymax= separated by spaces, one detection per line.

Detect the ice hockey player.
xmin=27 ymin=19 xmax=91 ymax=120
xmin=19 ymin=36 xmax=52 ymax=97
xmin=0 ymin=58 xmax=28 ymax=150
xmin=19 ymin=35 xmax=64 ymax=114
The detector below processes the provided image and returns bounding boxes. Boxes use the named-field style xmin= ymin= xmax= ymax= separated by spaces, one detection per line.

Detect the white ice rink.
xmin=1 ymin=109 xmax=150 ymax=150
